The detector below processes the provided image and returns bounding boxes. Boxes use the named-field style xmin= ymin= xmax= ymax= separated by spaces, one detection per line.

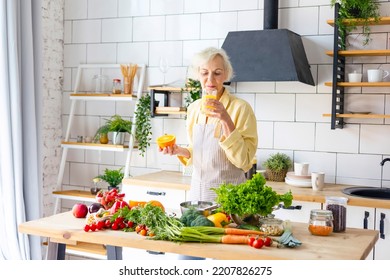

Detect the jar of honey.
xmin=308 ymin=209 xmax=333 ymax=236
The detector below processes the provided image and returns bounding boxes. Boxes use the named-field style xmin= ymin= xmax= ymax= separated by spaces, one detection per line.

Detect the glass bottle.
xmin=308 ymin=209 xmax=333 ymax=236
xmin=112 ymin=79 xmax=122 ymax=94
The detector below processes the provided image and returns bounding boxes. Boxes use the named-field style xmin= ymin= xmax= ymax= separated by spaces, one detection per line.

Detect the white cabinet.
xmin=346 ymin=205 xmax=390 ymax=260
xmin=122 ymin=184 xmax=187 ymax=216
xmin=346 ymin=205 xmax=375 ymax=260
xmin=373 ymin=208 xmax=390 ymax=260
xmin=273 ymin=201 xmax=322 ymax=223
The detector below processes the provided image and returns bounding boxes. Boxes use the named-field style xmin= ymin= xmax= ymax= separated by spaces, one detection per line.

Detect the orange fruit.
xmin=156 ymin=134 xmax=176 ymax=149
xmin=129 ymin=200 xmax=146 ymax=209
xmin=148 ymin=200 xmax=165 ymax=212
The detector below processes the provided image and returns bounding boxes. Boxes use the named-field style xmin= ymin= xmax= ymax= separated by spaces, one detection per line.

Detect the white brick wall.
xmin=47 ymin=0 xmax=390 ymax=217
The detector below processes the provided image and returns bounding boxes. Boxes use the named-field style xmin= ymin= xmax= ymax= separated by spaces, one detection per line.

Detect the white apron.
xmin=189 ymin=119 xmax=246 ymax=202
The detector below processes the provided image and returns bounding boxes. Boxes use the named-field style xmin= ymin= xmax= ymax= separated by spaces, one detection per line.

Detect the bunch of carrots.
xmin=154 ymin=225 xmax=264 ymax=244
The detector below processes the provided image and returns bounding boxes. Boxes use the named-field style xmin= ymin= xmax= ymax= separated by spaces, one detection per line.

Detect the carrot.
xmin=223 ymin=228 xmax=264 ymax=236
xmin=220 ymin=235 xmax=249 ymax=244
xmin=188 ymin=226 xmax=263 ymax=236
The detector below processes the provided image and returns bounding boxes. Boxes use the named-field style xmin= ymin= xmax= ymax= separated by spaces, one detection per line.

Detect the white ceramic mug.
xmin=348 ymin=72 xmax=362 ymax=82
xmin=312 ymin=172 xmax=325 ymax=191
xmin=367 ymin=69 xmax=390 ymax=82
xmin=294 ymin=162 xmax=309 ymax=176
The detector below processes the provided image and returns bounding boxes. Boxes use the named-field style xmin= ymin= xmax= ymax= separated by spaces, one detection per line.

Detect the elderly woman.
xmin=160 ymin=47 xmax=258 ymax=202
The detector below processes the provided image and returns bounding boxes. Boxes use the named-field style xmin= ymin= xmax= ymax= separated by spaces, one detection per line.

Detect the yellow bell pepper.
xmin=207 ymin=212 xmax=229 ymax=228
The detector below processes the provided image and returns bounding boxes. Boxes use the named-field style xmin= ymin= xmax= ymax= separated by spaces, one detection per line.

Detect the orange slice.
xmin=156 ymin=134 xmax=176 ymax=149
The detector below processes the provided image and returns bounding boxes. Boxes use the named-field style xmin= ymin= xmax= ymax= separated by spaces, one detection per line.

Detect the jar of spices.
xmin=325 ymin=196 xmax=347 ymax=232
xmin=112 ymin=79 xmax=122 ymax=94
xmin=308 ymin=209 xmax=333 ymax=236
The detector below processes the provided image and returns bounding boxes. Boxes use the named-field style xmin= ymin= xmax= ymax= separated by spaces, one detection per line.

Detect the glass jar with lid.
xmin=112 ymin=79 xmax=122 ymax=94
xmin=325 ymin=196 xmax=347 ymax=232
xmin=259 ymin=215 xmax=284 ymax=236
xmin=308 ymin=209 xmax=333 ymax=236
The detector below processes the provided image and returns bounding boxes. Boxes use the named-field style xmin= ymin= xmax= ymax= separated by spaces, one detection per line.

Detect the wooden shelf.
xmin=326 ymin=49 xmax=390 ymax=57
xmin=325 ymin=81 xmax=390 ymax=87
xmin=155 ymin=106 xmax=187 ymax=115
xmin=66 ymin=242 xmax=107 ymax=257
xmin=52 ymin=190 xmax=96 ymax=202
xmin=61 ymin=141 xmax=130 ymax=151
xmin=147 ymin=86 xmax=182 ymax=92
xmin=323 ymin=113 xmax=390 ymax=119
xmin=70 ymin=93 xmax=136 ymax=101
xmin=327 ymin=16 xmax=390 ymax=26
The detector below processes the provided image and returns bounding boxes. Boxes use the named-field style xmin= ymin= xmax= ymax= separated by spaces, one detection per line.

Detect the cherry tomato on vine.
xmin=248 ymin=237 xmax=256 ymax=247
xmin=252 ymin=238 xmax=264 ymax=249
xmin=264 ymin=237 xmax=273 ymax=247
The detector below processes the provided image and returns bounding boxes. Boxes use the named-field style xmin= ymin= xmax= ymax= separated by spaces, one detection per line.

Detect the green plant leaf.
xmin=134 ymin=94 xmax=152 ymax=157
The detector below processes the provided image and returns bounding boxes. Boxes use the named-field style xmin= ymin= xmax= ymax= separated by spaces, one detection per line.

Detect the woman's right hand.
xmin=159 ymin=144 xmax=190 ymax=158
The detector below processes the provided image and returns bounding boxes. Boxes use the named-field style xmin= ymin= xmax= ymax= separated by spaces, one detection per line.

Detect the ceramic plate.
xmin=285 ymin=177 xmax=312 ymax=188
xmin=286 ymin=171 xmax=311 ymax=180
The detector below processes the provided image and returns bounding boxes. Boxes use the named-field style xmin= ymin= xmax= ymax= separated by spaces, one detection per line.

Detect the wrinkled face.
xmin=198 ymin=55 xmax=227 ymax=96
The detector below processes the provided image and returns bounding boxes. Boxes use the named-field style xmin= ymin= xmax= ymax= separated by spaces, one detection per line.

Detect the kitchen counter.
xmin=123 ymin=171 xmax=390 ymax=209
xmin=19 ymin=211 xmax=378 ymax=260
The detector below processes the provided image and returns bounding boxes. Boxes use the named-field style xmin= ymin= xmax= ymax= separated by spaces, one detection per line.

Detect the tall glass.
xmin=201 ymin=89 xmax=217 ymax=115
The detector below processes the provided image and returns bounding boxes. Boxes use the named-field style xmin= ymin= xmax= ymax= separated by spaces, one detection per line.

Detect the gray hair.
xmin=188 ymin=47 xmax=234 ymax=81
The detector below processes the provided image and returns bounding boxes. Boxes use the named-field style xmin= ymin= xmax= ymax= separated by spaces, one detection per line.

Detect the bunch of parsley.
xmin=212 ymin=173 xmax=293 ymax=217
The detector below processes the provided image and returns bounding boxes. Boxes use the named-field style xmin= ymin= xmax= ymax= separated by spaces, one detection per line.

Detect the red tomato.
xmin=252 ymin=239 xmax=264 ymax=249
xmin=248 ymin=237 xmax=256 ymax=247
xmin=264 ymin=237 xmax=273 ymax=247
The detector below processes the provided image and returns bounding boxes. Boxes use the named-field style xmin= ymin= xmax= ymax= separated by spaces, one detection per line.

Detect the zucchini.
xmin=237 ymin=224 xmax=260 ymax=231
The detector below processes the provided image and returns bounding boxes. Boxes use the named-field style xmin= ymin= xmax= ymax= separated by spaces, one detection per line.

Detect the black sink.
xmin=342 ymin=187 xmax=390 ymax=200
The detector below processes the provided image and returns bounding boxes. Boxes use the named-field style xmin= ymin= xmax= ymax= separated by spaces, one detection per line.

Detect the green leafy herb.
xmin=212 ymin=173 xmax=293 ymax=217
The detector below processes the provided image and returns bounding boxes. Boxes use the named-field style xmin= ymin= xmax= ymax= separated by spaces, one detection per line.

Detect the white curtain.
xmin=0 ymin=0 xmax=42 ymax=260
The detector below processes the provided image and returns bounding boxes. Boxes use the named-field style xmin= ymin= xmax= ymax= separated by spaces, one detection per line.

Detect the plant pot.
xmin=90 ymin=187 xmax=102 ymax=195
xmin=108 ymin=185 xmax=119 ymax=191
xmin=266 ymin=169 xmax=288 ymax=182
xmin=99 ymin=133 xmax=109 ymax=144
xmin=112 ymin=132 xmax=126 ymax=145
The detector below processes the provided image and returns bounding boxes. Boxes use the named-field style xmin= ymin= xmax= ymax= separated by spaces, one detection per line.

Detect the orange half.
xmin=156 ymin=134 xmax=176 ymax=149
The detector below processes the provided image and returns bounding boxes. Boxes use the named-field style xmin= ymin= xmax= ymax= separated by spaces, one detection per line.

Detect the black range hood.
xmin=221 ymin=0 xmax=314 ymax=86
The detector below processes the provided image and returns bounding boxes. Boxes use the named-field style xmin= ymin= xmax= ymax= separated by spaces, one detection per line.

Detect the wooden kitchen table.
xmin=19 ymin=211 xmax=378 ymax=260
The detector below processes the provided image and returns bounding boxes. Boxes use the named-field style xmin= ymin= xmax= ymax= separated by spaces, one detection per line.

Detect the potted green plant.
xmin=331 ymin=0 xmax=380 ymax=49
xmin=134 ymin=94 xmax=152 ymax=157
xmin=182 ymin=78 xmax=201 ymax=109
xmin=263 ymin=153 xmax=292 ymax=182
xmin=94 ymin=115 xmax=132 ymax=145
xmin=95 ymin=167 xmax=124 ymax=190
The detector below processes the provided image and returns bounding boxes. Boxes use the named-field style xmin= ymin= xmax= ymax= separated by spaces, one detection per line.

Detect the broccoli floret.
xmin=180 ymin=208 xmax=202 ymax=227
xmin=190 ymin=215 xmax=215 ymax=227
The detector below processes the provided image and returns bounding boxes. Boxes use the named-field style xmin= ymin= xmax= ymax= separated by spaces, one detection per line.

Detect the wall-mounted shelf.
xmin=325 ymin=82 xmax=390 ymax=87
xmin=69 ymin=93 xmax=136 ymax=101
xmin=322 ymin=113 xmax=390 ymax=119
xmin=149 ymin=87 xmax=187 ymax=117
xmin=327 ymin=16 xmax=390 ymax=27
xmin=61 ymin=141 xmax=130 ymax=151
xmin=326 ymin=50 xmax=390 ymax=57
xmin=325 ymin=5 xmax=390 ymax=129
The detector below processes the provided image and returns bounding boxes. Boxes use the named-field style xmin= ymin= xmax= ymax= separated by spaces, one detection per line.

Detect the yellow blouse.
xmin=178 ymin=88 xmax=258 ymax=172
